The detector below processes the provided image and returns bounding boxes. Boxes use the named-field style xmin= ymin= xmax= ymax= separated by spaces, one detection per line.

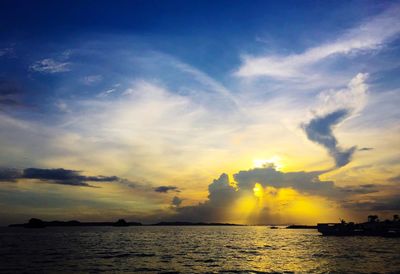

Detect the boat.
xmin=317 ymin=215 xmax=400 ymax=237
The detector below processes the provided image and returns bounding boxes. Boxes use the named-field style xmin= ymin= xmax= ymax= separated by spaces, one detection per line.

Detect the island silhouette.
xmin=9 ymin=218 xmax=142 ymax=228
xmin=8 ymin=214 xmax=400 ymax=237
xmin=8 ymin=218 xmax=243 ymax=228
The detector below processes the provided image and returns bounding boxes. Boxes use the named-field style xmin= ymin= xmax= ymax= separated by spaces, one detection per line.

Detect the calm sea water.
xmin=0 ymin=226 xmax=399 ymax=273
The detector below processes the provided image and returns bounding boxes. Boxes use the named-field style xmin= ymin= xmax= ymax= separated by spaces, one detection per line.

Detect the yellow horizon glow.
xmin=227 ymin=183 xmax=342 ymax=224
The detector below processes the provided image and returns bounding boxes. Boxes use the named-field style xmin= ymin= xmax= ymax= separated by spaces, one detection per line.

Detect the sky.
xmin=0 ymin=0 xmax=399 ymax=225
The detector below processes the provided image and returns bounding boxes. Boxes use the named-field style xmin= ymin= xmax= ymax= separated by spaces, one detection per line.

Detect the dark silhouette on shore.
xmin=151 ymin=221 xmax=243 ymax=226
xmin=317 ymin=215 xmax=400 ymax=237
xmin=113 ymin=219 xmax=130 ymax=227
xmin=10 ymin=215 xmax=399 ymax=234
xmin=9 ymin=218 xmax=142 ymax=228
xmin=286 ymin=225 xmax=317 ymax=229
xmin=8 ymin=219 xmax=243 ymax=228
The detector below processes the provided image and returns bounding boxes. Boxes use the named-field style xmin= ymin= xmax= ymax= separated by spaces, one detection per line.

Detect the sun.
xmin=253 ymin=183 xmax=264 ymax=198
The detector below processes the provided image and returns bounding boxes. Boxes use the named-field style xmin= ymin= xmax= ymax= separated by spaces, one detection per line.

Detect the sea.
xmin=0 ymin=226 xmax=399 ymax=273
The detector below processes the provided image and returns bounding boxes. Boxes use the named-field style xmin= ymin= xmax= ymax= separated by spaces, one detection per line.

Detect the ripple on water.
xmin=0 ymin=227 xmax=399 ymax=273
xmin=240 ymin=249 xmax=262 ymax=255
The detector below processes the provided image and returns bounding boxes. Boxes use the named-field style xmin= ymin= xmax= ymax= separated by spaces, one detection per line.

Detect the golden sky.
xmin=0 ymin=2 xmax=399 ymax=225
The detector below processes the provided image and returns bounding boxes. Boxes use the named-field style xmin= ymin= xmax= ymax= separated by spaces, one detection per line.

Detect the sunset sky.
xmin=0 ymin=0 xmax=399 ymax=225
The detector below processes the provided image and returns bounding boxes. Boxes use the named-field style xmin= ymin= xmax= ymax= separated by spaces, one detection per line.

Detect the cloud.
xmin=316 ymin=73 xmax=368 ymax=115
xmin=97 ymin=88 xmax=116 ymax=98
xmin=173 ymin=166 xmax=380 ymax=223
xmin=302 ymin=109 xmax=356 ymax=167
xmin=0 ymin=36 xmax=397 ymax=224
xmin=55 ymin=101 xmax=70 ymax=112
xmin=171 ymin=196 xmax=183 ymax=207
xmin=0 ymin=80 xmax=26 ymax=110
xmin=235 ymin=6 xmax=400 ymax=79
xmin=339 ymin=184 xmax=380 ymax=195
xmin=359 ymin=147 xmax=374 ymax=151
xmin=82 ymin=75 xmax=103 ymax=85
xmin=388 ymin=175 xmax=400 ymax=183
xmin=301 ymin=73 xmax=369 ymax=168
xmin=0 ymin=167 xmax=123 ymax=187
xmin=343 ymin=196 xmax=400 ymax=212
xmin=174 ymin=173 xmax=239 ymax=222
xmin=233 ymin=165 xmax=378 ymax=197
xmin=30 ymin=58 xmax=70 ymax=73
xmin=154 ymin=185 xmax=180 ymax=193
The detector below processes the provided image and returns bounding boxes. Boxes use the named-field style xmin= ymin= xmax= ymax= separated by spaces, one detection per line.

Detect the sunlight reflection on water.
xmin=1 ymin=226 xmax=399 ymax=273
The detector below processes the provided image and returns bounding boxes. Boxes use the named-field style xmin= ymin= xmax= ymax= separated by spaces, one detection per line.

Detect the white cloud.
xmin=235 ymin=6 xmax=400 ymax=79
xmin=97 ymin=88 xmax=116 ymax=97
xmin=30 ymin=58 xmax=70 ymax=73
xmin=82 ymin=75 xmax=103 ymax=85
xmin=55 ymin=101 xmax=70 ymax=113
xmin=315 ymin=73 xmax=368 ymax=116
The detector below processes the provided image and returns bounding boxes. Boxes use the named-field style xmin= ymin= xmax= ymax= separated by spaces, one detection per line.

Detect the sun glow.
xmin=253 ymin=183 xmax=264 ymax=198
xmin=228 ymin=183 xmax=340 ymax=225
xmin=253 ymin=156 xmax=284 ymax=170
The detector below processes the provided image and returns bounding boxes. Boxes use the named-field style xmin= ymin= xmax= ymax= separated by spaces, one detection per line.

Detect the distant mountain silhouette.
xmin=24 ymin=218 xmax=46 ymax=228
xmin=9 ymin=218 xmax=142 ymax=228
xmin=8 ymin=218 xmax=248 ymax=228
xmin=113 ymin=219 xmax=130 ymax=227
xmin=286 ymin=225 xmax=317 ymax=229
xmin=151 ymin=221 xmax=243 ymax=226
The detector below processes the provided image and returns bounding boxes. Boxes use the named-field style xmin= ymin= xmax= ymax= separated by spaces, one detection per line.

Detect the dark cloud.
xmin=154 ymin=185 xmax=180 ymax=193
xmin=0 ymin=80 xmax=26 ymax=110
xmin=0 ymin=80 xmax=21 ymax=96
xmin=174 ymin=173 xmax=239 ymax=222
xmin=370 ymin=198 xmax=400 ymax=211
xmin=388 ymin=175 xmax=400 ymax=183
xmin=233 ymin=166 xmax=379 ymax=197
xmin=172 ymin=166 xmax=380 ymax=223
xmin=0 ymin=167 xmax=122 ymax=187
xmin=358 ymin=147 xmax=374 ymax=151
xmin=343 ymin=196 xmax=400 ymax=211
xmin=234 ymin=166 xmax=331 ymax=195
xmin=171 ymin=196 xmax=183 ymax=207
xmin=302 ymin=109 xmax=356 ymax=167
xmin=339 ymin=184 xmax=380 ymax=194
xmin=0 ymin=98 xmax=20 ymax=106
xmin=207 ymin=173 xmax=238 ymax=204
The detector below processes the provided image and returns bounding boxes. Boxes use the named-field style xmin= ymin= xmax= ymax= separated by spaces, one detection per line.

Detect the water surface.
xmin=1 ymin=226 xmax=399 ymax=273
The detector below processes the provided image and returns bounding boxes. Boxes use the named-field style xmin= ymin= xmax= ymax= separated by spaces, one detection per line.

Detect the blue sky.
xmin=0 ymin=0 xmax=399 ymax=225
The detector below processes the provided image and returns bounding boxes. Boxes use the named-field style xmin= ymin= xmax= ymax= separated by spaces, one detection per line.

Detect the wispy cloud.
xmin=235 ymin=6 xmax=400 ymax=79
xmin=30 ymin=58 xmax=71 ymax=73
xmin=81 ymin=75 xmax=103 ymax=85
